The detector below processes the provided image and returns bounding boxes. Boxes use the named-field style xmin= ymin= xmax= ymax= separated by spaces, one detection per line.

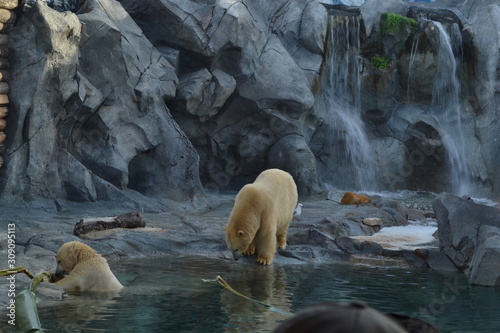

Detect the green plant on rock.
xmin=380 ymin=13 xmax=418 ymax=37
xmin=372 ymin=54 xmax=391 ymax=70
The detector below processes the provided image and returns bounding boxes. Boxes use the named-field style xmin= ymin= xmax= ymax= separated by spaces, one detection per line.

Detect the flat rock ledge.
xmin=0 ymin=192 xmax=459 ymax=309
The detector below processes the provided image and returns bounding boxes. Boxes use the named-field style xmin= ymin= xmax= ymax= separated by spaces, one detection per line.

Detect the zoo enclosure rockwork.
xmin=0 ymin=0 xmax=498 ymax=203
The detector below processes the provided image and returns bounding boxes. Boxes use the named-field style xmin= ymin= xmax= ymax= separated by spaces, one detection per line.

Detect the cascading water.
xmin=406 ymin=21 xmax=472 ymax=195
xmin=430 ymin=22 xmax=472 ymax=195
xmin=319 ymin=14 xmax=377 ymax=190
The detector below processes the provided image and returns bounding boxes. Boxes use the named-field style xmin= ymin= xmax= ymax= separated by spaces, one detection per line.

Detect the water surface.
xmin=37 ymin=255 xmax=500 ymax=332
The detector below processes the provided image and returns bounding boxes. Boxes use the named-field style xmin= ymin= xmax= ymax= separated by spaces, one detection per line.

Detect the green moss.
xmin=380 ymin=13 xmax=418 ymax=36
xmin=372 ymin=55 xmax=391 ymax=70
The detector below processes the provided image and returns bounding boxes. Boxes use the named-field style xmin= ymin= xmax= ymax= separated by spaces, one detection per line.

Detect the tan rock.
xmin=0 ymin=106 xmax=6 ymax=117
xmin=0 ymin=118 xmax=5 ymax=130
xmin=0 ymin=131 xmax=5 ymax=144
xmin=362 ymin=217 xmax=382 ymax=227
xmin=340 ymin=191 xmax=372 ymax=205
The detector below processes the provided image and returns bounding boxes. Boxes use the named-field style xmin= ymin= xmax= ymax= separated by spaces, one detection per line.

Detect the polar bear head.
xmin=55 ymin=241 xmax=98 ymax=277
xmin=225 ymin=226 xmax=254 ymax=260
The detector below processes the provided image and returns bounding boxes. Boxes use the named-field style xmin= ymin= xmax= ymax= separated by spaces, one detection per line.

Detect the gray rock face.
xmin=360 ymin=0 xmax=408 ymax=37
xmin=171 ymin=68 xmax=236 ymax=122
xmin=432 ymin=193 xmax=500 ymax=286
xmin=0 ymin=0 xmax=499 ymax=203
xmin=356 ymin=0 xmax=500 ymax=197
xmin=265 ymin=134 xmax=319 ymax=197
xmin=466 ymin=3 xmax=500 ymax=198
xmin=469 ymin=225 xmax=500 ymax=286
xmin=2 ymin=0 xmax=202 ymax=203
xmin=151 ymin=0 xmax=327 ymax=194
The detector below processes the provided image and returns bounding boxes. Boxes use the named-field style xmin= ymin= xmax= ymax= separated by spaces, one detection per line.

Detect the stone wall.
xmin=0 ymin=0 xmax=203 ymax=206
xmin=0 ymin=0 xmax=499 ymax=203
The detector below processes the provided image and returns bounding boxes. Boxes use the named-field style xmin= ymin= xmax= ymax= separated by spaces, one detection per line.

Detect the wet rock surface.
xmin=0 ymin=192 xmax=439 ymax=309
xmin=433 ymin=193 xmax=500 ymax=286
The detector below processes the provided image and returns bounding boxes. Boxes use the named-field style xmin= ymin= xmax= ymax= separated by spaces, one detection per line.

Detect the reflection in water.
xmin=220 ymin=266 xmax=291 ymax=332
xmin=35 ymin=255 xmax=500 ymax=333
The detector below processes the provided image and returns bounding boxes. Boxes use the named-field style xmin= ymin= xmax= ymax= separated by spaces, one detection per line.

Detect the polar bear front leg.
xmin=276 ymin=232 xmax=288 ymax=250
xmin=255 ymin=233 xmax=277 ymax=265
xmin=243 ymin=239 xmax=256 ymax=256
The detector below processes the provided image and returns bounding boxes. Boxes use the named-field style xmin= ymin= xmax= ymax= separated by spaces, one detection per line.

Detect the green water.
xmin=36 ymin=255 xmax=500 ymax=332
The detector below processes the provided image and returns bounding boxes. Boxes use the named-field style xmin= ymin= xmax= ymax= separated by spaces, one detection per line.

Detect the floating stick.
xmin=0 ymin=266 xmax=35 ymax=279
xmin=203 ymin=275 xmax=293 ymax=316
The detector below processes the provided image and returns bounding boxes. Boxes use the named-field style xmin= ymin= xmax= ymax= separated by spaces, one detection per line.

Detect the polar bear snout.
xmin=232 ymin=250 xmax=243 ymax=260
xmin=55 ymin=263 xmax=67 ymax=277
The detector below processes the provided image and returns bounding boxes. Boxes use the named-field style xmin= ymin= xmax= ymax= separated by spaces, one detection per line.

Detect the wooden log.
xmin=0 ymin=118 xmax=5 ymax=130
xmin=0 ymin=81 xmax=8 ymax=94
xmin=0 ymin=94 xmax=8 ymax=105
xmin=0 ymin=8 xmax=15 ymax=24
xmin=0 ymin=106 xmax=7 ymax=118
xmin=0 ymin=0 xmax=19 ymax=10
xmin=73 ymin=211 xmax=147 ymax=236
xmin=0 ymin=131 xmax=5 ymax=144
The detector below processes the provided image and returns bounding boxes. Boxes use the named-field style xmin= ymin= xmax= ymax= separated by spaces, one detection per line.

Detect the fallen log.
xmin=73 ymin=211 xmax=146 ymax=236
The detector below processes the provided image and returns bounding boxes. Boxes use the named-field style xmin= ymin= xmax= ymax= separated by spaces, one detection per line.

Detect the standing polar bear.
xmin=225 ymin=169 xmax=298 ymax=265
xmin=53 ymin=241 xmax=123 ymax=292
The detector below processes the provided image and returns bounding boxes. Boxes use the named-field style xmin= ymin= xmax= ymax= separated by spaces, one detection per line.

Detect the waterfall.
xmin=320 ymin=14 xmax=377 ymax=190
xmin=430 ymin=22 xmax=472 ymax=195
xmin=406 ymin=36 xmax=419 ymax=101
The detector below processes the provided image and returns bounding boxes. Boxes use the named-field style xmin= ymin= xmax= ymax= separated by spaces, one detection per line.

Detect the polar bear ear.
xmin=237 ymin=230 xmax=245 ymax=237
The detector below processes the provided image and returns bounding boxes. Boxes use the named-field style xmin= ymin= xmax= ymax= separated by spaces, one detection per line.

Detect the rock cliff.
xmin=0 ymin=0 xmax=499 ymax=203
xmin=2 ymin=0 xmax=203 ymax=205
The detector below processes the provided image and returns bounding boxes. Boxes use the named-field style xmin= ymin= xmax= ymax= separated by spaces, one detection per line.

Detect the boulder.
xmin=170 ymin=68 xmax=236 ymax=122
xmin=469 ymin=225 xmax=500 ymax=286
xmin=363 ymin=217 xmax=382 ymax=227
xmin=265 ymin=134 xmax=319 ymax=197
xmin=2 ymin=0 xmax=203 ymax=203
xmin=359 ymin=0 xmax=409 ymax=37
xmin=340 ymin=192 xmax=372 ymax=205
xmin=237 ymin=34 xmax=315 ymax=112
xmin=467 ymin=3 xmax=500 ymax=198
xmin=370 ymin=137 xmax=408 ymax=191
xmin=432 ymin=193 xmax=500 ymax=278
xmin=117 ymin=0 xmax=212 ymax=57
xmin=300 ymin=1 xmax=328 ymax=55
xmin=160 ymin=0 xmax=325 ymax=193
